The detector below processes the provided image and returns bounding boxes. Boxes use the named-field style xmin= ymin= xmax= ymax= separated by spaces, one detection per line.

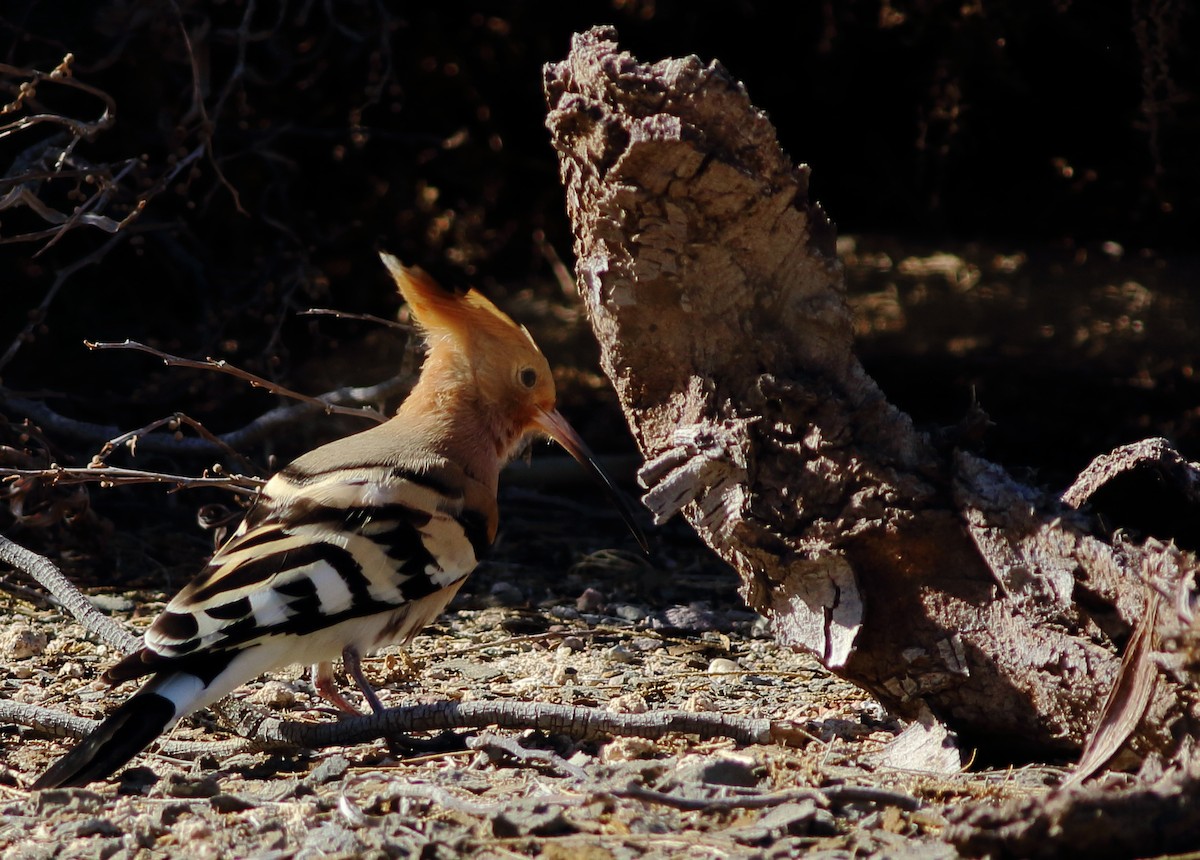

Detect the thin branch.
xmin=96 ymin=412 xmax=263 ymax=475
xmin=466 ymin=732 xmax=589 ymax=779
xmin=0 ymin=535 xmax=139 ymax=653
xmin=2 ymin=372 xmax=410 ymax=456
xmin=85 ymin=340 xmax=389 ymax=423
xmin=0 ymin=465 xmax=263 ymax=494
xmin=0 ymin=700 xmax=253 ymax=760
xmin=612 ymin=781 xmax=921 ymax=812
xmin=248 ymin=700 xmax=785 ymax=749
xmin=0 ymin=56 xmax=116 ymax=141
xmin=299 ymin=307 xmax=414 ymax=332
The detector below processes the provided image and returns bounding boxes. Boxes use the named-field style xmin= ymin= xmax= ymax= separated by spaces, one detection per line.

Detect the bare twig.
xmin=613 ymin=781 xmax=921 ymax=812
xmin=171 ymin=0 xmax=248 ymax=215
xmin=467 ymin=732 xmax=589 ymax=779
xmin=0 ymin=465 xmax=263 ymax=494
xmin=96 ymin=412 xmax=263 ymax=475
xmin=0 ymin=700 xmax=254 ymax=761
xmin=299 ymin=308 xmax=414 ymax=332
xmin=0 ymin=56 xmax=116 ymax=142
xmin=85 ymin=340 xmax=389 ymax=423
xmin=249 ymin=700 xmax=786 ymax=749
xmin=2 ymin=373 xmax=410 ymax=456
xmin=0 ymin=534 xmax=139 ymax=652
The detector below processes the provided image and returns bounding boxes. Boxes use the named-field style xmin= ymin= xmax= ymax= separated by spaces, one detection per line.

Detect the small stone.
xmin=683 ymin=692 xmax=715 ymax=712
xmin=0 ymin=623 xmax=46 ymax=659
xmin=551 ymin=665 xmax=577 ymax=685
xmin=607 ymin=693 xmax=648 ymax=714
xmin=57 ymin=661 xmax=84 ymax=679
xmin=549 ymin=605 xmax=580 ymax=621
xmin=307 ymin=754 xmax=350 ymax=785
xmin=707 ymin=658 xmax=741 ymax=674
xmin=248 ymin=680 xmax=296 ymax=708
xmin=576 ymin=587 xmax=605 ymax=613
xmin=600 ymin=736 xmax=658 ymax=762
xmin=89 ymin=594 xmax=135 ymax=614
xmin=613 ymin=604 xmax=646 ymax=622
xmin=602 ymin=645 xmax=636 ymax=664
xmin=750 ymin=615 xmax=773 ymax=639
xmin=560 ymin=635 xmax=585 ymax=652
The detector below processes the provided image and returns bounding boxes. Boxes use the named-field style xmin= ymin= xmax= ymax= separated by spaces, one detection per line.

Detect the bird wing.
xmin=140 ymin=460 xmax=491 ymax=665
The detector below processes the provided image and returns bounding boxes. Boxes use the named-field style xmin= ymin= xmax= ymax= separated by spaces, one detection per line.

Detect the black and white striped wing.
xmin=142 ymin=464 xmax=491 ymax=663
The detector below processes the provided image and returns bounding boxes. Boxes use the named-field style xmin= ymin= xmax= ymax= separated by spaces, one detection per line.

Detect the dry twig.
xmin=0 ymin=465 xmax=262 ymax=494
xmin=2 ymin=372 xmax=410 ymax=457
xmin=85 ymin=340 xmax=390 ymax=423
xmin=0 ymin=534 xmax=139 ymax=652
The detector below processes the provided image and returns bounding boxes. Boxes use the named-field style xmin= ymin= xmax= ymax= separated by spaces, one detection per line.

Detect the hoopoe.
xmin=33 ymin=253 xmax=645 ymax=789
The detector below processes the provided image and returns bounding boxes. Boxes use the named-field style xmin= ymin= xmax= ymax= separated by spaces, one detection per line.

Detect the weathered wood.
xmin=543 ymin=26 xmax=1200 ymax=765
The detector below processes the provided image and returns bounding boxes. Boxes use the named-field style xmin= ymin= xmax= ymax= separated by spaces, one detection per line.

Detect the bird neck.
xmin=397 ymin=347 xmax=527 ymax=492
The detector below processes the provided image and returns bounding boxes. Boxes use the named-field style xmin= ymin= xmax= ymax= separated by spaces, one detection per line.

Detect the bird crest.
xmin=379 ymin=252 xmax=537 ymax=354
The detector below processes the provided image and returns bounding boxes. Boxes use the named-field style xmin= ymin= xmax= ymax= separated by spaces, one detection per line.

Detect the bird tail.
xmin=32 ymin=692 xmax=177 ymax=789
xmin=32 ymin=652 xmax=244 ymax=789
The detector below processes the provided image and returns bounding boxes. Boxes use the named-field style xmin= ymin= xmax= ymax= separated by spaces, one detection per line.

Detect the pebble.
xmin=551 ymin=665 xmax=577 ymax=685
xmin=602 ymin=644 xmax=636 ymax=664
xmin=559 ymin=635 xmax=585 ymax=652
xmin=600 ymin=736 xmax=658 ymax=762
xmin=247 ymin=681 xmax=297 ymax=708
xmin=0 ymin=623 xmax=47 ymax=659
xmin=607 ymin=692 xmax=649 ymax=714
xmin=89 ymin=594 xmax=135 ymax=614
xmin=613 ymin=604 xmax=647 ymax=622
xmin=57 ymin=661 xmax=84 ymax=679
xmin=630 ymin=637 xmax=662 ymax=652
xmin=307 ymin=754 xmax=350 ymax=785
xmin=576 ymin=587 xmax=605 ymax=613
xmin=707 ymin=658 xmax=741 ymax=674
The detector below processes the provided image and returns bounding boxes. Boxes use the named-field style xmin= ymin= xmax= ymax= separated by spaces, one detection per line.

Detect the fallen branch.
xmin=251 ymin=700 xmax=790 ymax=749
xmin=0 ymin=535 xmax=139 ymax=652
xmin=613 ymin=781 xmax=920 ymax=813
xmin=1 ymin=371 xmax=411 ymax=456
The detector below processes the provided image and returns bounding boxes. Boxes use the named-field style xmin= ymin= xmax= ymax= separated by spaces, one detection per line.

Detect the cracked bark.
xmin=543 ymin=27 xmax=1200 ymax=774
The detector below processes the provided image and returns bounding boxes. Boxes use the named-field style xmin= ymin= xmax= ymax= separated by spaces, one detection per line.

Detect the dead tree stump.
xmin=543 ymin=26 xmax=1200 ymax=770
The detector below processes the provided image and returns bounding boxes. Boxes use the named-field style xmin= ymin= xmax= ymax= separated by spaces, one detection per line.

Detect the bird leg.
xmin=341 ymin=646 xmax=467 ymax=755
xmin=341 ymin=646 xmax=388 ymax=714
xmin=312 ymin=660 xmax=364 ymax=715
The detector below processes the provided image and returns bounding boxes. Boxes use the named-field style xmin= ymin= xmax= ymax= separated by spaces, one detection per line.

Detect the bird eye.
xmin=518 ymin=367 xmax=538 ymax=389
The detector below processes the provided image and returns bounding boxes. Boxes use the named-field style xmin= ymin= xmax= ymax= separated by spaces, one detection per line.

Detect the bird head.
xmin=381 ymin=252 xmax=647 ymax=551
xmin=380 ymin=252 xmax=557 ymax=453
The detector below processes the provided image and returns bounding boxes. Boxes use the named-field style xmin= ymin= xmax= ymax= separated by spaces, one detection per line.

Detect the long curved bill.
xmin=534 ymin=408 xmax=649 ymax=553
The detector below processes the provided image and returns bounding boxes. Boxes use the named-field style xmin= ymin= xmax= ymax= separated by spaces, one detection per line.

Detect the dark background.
xmin=2 ymin=0 xmax=1198 ymax=558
